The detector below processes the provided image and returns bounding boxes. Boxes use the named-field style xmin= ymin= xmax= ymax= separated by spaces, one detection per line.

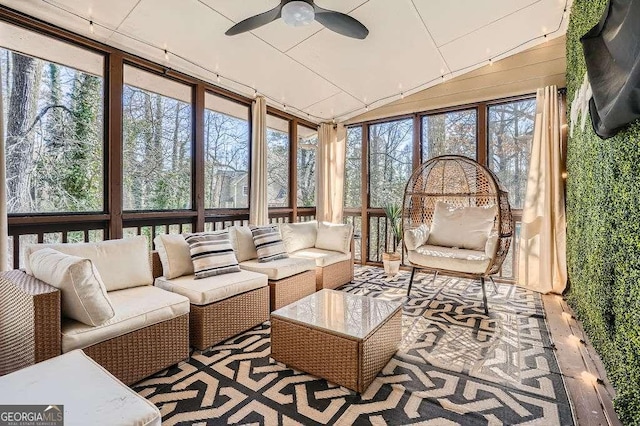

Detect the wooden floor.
xmin=542 ymin=294 xmax=622 ymax=426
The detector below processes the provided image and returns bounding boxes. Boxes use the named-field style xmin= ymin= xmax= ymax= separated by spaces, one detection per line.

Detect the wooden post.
xmin=193 ymin=84 xmax=205 ymax=232
xmin=107 ymin=53 xmax=124 ymax=240
xmin=360 ymin=124 xmax=369 ymax=265
xmin=290 ymin=119 xmax=298 ymax=222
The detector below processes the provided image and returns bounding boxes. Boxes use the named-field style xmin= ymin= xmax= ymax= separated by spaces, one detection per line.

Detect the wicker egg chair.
xmin=402 ymin=155 xmax=513 ymax=314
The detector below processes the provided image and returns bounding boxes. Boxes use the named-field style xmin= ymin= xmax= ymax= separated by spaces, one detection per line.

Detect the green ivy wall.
xmin=566 ymin=1 xmax=640 ymax=423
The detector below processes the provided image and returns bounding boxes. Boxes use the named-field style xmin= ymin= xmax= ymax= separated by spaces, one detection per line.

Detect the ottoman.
xmin=271 ymin=289 xmax=402 ymax=393
xmin=0 ymin=350 xmax=160 ymax=425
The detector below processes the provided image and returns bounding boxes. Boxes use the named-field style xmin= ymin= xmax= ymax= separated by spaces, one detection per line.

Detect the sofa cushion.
xmin=251 ymin=225 xmax=289 ymax=262
xmin=279 ymin=221 xmax=317 ymax=253
xmin=239 ymin=257 xmax=315 ymax=280
xmin=154 ymin=234 xmax=193 ymax=279
xmin=229 ymin=226 xmax=258 ymax=262
xmin=404 ymin=224 xmax=430 ymax=251
xmin=30 ymin=248 xmax=115 ymax=327
xmin=185 ymin=231 xmax=240 ymax=278
xmin=291 ymin=247 xmax=352 ymax=267
xmin=0 ymin=350 xmax=161 ymax=426
xmin=315 ymin=222 xmax=353 ymax=254
xmin=61 ymin=286 xmax=190 ymax=353
xmin=155 ymin=270 xmax=267 ymax=305
xmin=427 ymin=202 xmax=496 ymax=251
xmin=25 ymin=236 xmax=153 ymax=292
xmin=407 ymin=245 xmax=491 ymax=275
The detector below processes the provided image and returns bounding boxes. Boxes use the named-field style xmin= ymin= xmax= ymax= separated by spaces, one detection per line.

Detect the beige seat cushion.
xmin=239 ymin=257 xmax=315 ymax=280
xmin=30 ymin=248 xmax=115 ymax=326
xmin=428 ymin=202 xmax=497 ymax=251
xmin=315 ymin=222 xmax=353 ymax=254
xmin=291 ymin=248 xmax=351 ymax=267
xmin=0 ymin=349 xmax=161 ymax=426
xmin=279 ymin=221 xmax=317 ymax=253
xmin=61 ymin=286 xmax=190 ymax=353
xmin=154 ymin=234 xmax=193 ymax=279
xmin=404 ymin=224 xmax=430 ymax=251
xmin=229 ymin=226 xmax=258 ymax=262
xmin=155 ymin=270 xmax=267 ymax=306
xmin=25 ymin=236 xmax=153 ymax=292
xmin=407 ymin=245 xmax=491 ymax=275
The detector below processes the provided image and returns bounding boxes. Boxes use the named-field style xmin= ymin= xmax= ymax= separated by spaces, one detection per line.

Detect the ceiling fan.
xmin=225 ymin=0 xmax=369 ymax=40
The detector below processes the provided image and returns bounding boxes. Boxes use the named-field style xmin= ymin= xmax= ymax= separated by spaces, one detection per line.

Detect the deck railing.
xmin=7 ymin=207 xmax=316 ymax=269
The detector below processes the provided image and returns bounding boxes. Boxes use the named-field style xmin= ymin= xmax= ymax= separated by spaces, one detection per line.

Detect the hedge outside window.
xmin=266 ymin=114 xmax=290 ymax=208
xmin=487 ymin=98 xmax=536 ymax=209
xmin=297 ymin=125 xmax=317 ymax=207
xmin=204 ymin=93 xmax=250 ymax=209
xmin=368 ymin=118 xmax=413 ymax=208
xmin=344 ymin=126 xmax=362 ymax=209
xmin=0 ymin=21 xmax=104 ymax=214
xmin=123 ymin=65 xmax=192 ymax=210
xmin=421 ymin=109 xmax=477 ymax=161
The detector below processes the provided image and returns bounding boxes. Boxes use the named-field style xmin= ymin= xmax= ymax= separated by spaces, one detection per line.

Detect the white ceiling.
xmin=0 ymin=0 xmax=570 ymax=122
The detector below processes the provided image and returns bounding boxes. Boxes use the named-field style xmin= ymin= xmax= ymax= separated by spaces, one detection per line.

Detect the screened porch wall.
xmin=0 ymin=7 xmax=318 ymax=269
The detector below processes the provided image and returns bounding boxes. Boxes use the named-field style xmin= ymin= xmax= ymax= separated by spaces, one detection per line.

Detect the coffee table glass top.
xmin=271 ymin=289 xmax=402 ymax=340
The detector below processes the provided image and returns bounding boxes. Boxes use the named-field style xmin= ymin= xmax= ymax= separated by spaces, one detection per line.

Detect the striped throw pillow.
xmin=184 ymin=231 xmax=240 ymax=279
xmin=250 ymin=226 xmax=289 ymax=263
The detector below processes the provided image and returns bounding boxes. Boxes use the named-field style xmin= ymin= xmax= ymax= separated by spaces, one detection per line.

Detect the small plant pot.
xmin=382 ymin=252 xmax=401 ymax=276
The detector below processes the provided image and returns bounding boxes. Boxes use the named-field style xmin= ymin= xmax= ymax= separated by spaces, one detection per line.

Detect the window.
xmin=204 ymin=93 xmax=250 ymax=209
xmin=0 ymin=22 xmax=104 ymax=213
xmin=297 ymin=125 xmax=317 ymax=207
xmin=422 ymin=109 xmax=477 ymax=161
xmin=266 ymin=114 xmax=290 ymax=208
xmin=344 ymin=126 xmax=362 ymax=208
xmin=488 ymin=98 xmax=536 ymax=209
xmin=122 ymin=65 xmax=192 ymax=210
xmin=368 ymin=119 xmax=413 ymax=208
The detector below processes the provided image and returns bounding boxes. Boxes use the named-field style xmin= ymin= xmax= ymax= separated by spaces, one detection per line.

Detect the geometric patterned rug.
xmin=134 ymin=266 xmax=574 ymax=425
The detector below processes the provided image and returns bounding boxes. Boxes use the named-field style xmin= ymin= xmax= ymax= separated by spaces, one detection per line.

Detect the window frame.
xmin=345 ymin=93 xmax=547 ymax=280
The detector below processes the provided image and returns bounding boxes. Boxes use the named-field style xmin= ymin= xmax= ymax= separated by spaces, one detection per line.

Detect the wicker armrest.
xmin=151 ymin=251 xmax=163 ymax=279
xmin=0 ymin=270 xmax=61 ymax=375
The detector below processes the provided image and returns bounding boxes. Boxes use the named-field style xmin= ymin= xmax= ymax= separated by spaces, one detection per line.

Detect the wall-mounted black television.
xmin=581 ymin=0 xmax=640 ymax=139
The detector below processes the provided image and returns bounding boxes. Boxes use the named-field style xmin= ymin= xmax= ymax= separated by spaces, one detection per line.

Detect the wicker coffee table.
xmin=270 ymin=289 xmax=402 ymax=393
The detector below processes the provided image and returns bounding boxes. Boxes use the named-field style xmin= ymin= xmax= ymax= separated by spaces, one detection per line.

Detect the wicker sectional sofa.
xmin=0 ymin=237 xmax=190 ymax=385
xmin=279 ymin=221 xmax=355 ymax=291
xmin=229 ymin=225 xmax=317 ymax=311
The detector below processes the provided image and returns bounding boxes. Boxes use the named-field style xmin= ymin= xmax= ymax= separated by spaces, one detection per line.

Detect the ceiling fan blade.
xmin=313 ymin=6 xmax=369 ymax=39
xmin=225 ymin=3 xmax=284 ymax=36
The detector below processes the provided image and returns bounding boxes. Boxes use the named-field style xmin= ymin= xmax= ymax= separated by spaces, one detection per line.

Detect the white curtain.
xmin=317 ymin=123 xmax=346 ymax=223
xmin=250 ymin=96 xmax=268 ymax=226
xmin=0 ymin=79 xmax=7 ymax=271
xmin=518 ymin=85 xmax=567 ymax=294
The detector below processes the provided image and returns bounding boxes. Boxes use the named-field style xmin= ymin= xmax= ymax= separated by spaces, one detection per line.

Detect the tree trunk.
xmin=6 ymin=53 xmax=41 ymax=212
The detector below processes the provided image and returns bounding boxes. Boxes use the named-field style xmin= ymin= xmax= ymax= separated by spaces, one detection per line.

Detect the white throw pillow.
xmin=404 ymin=224 xmax=430 ymax=251
xmin=315 ymin=222 xmax=353 ymax=254
xmin=24 ymin=236 xmax=153 ymax=292
xmin=427 ymin=202 xmax=496 ymax=251
xmin=154 ymin=234 xmax=194 ymax=279
xmin=229 ymin=226 xmax=258 ymax=262
xmin=29 ymin=248 xmax=115 ymax=326
xmin=279 ymin=220 xmax=317 ymax=253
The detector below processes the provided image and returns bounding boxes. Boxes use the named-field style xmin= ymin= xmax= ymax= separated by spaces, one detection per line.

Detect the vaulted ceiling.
xmin=0 ymin=0 xmax=570 ymax=122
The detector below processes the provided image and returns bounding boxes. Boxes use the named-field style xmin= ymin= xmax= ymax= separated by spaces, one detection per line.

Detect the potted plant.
xmin=382 ymin=204 xmax=403 ymax=276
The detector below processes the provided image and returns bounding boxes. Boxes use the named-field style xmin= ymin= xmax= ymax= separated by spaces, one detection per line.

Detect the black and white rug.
xmin=134 ymin=267 xmax=574 ymax=425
